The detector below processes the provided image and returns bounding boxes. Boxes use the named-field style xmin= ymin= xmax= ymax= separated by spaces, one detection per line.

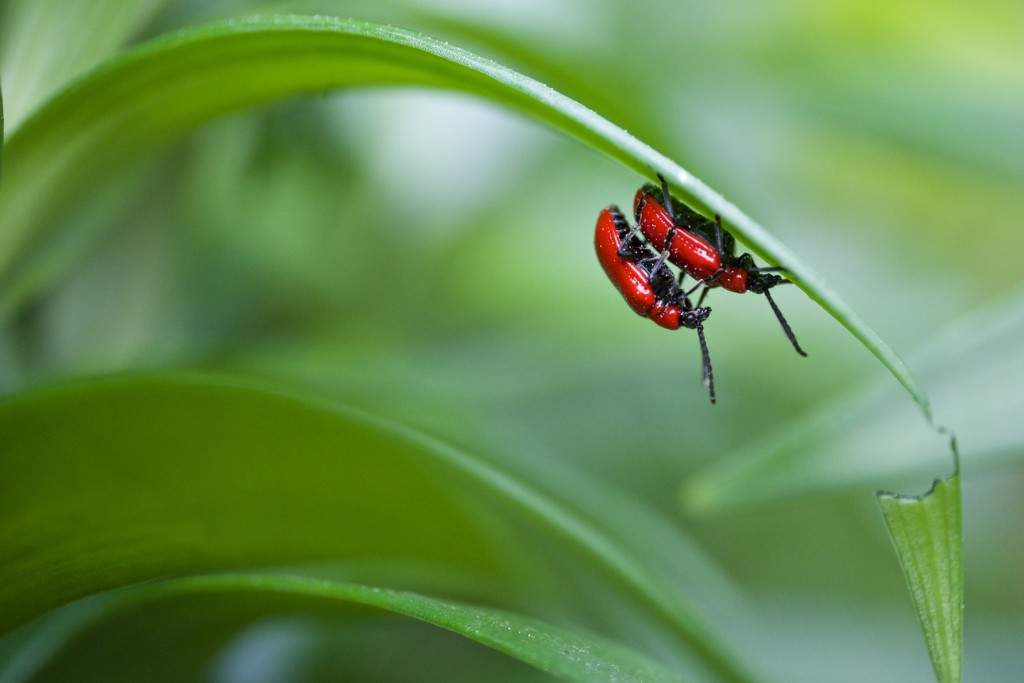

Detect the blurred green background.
xmin=1 ymin=0 xmax=1022 ymax=681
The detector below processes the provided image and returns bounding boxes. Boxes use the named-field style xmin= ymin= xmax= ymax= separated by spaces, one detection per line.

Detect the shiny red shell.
xmin=594 ymin=207 xmax=656 ymax=315
xmin=594 ymin=206 xmax=683 ymax=330
xmin=648 ymin=300 xmax=682 ymax=330
xmin=633 ymin=187 xmax=721 ymax=281
xmin=717 ymin=266 xmax=748 ymax=293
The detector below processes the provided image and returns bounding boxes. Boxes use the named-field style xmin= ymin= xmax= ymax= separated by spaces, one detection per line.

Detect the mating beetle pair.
xmin=595 ymin=175 xmax=806 ymax=403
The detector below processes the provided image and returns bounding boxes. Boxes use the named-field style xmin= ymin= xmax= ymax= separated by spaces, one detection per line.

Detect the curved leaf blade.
xmin=0 ymin=0 xmax=168 ymax=132
xmin=0 ymin=374 xmax=498 ymax=632
xmin=878 ymin=463 xmax=963 ymax=683
xmin=0 ymin=15 xmax=928 ymax=414
xmin=94 ymin=574 xmax=690 ymax=682
xmin=0 ymin=374 xmax=754 ymax=682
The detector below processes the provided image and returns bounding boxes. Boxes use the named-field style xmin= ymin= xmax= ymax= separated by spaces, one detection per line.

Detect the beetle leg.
xmin=616 ymin=223 xmax=643 ymax=256
xmin=713 ymin=214 xmax=726 ymax=256
xmin=657 ymin=173 xmax=676 ymax=221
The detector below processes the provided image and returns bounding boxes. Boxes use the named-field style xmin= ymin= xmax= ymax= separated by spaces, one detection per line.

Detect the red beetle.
xmin=632 ymin=176 xmax=807 ymax=356
xmin=633 ymin=187 xmax=722 ymax=282
xmin=595 ymin=205 xmax=716 ymax=402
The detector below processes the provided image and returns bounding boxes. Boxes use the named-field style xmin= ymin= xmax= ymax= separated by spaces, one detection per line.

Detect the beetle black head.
xmin=678 ymin=306 xmax=711 ymax=330
xmin=746 ymin=271 xmax=784 ymax=294
xmin=727 ymin=253 xmax=782 ymax=294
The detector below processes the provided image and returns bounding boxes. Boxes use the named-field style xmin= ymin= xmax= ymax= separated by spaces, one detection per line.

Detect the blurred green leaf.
xmin=0 ymin=374 xmax=495 ymax=631
xmin=5 ymin=574 xmax=689 ymax=683
xmin=1 ymin=79 xmax=4 ymax=183
xmin=0 ymin=14 xmax=928 ymax=417
xmin=0 ymin=374 xmax=753 ymax=682
xmin=0 ymin=0 xmax=168 ymax=132
xmin=878 ymin=465 xmax=962 ymax=683
xmin=684 ymin=286 xmax=1024 ymax=512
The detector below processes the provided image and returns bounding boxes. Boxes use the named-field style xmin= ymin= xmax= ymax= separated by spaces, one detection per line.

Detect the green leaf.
xmin=878 ymin=461 xmax=962 ymax=683
xmin=0 ymin=374 xmax=753 ymax=682
xmin=0 ymin=0 xmax=168 ymax=132
xmin=0 ymin=15 xmax=928 ymax=416
xmin=1 ymin=79 xmax=4 ymax=184
xmin=0 ymin=374 xmax=492 ymax=630
xmin=4 ymin=574 xmax=689 ymax=683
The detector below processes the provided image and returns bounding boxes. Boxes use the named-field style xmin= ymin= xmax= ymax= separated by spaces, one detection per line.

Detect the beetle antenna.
xmin=695 ymin=321 xmax=716 ymax=404
xmin=762 ymin=288 xmax=807 ymax=357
